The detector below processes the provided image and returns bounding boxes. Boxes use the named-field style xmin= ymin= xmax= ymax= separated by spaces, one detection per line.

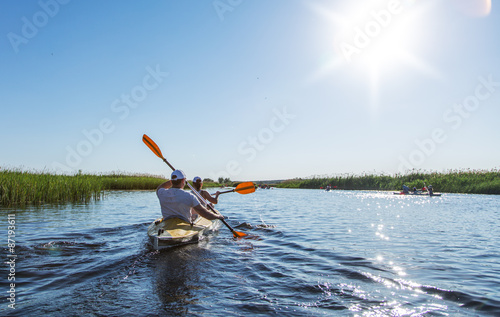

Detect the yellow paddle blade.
xmin=142 ymin=134 xmax=164 ymax=159
xmin=234 ymin=182 xmax=256 ymax=195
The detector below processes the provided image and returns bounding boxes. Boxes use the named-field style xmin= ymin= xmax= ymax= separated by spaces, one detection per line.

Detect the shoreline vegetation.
xmin=1 ymin=168 xmax=498 ymax=207
xmin=276 ymin=169 xmax=500 ymax=194
xmin=0 ymin=169 xmax=222 ymax=207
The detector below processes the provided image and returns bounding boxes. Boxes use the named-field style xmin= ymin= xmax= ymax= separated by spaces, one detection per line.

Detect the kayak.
xmin=393 ymin=192 xmax=442 ymax=196
xmin=147 ymin=216 xmax=220 ymax=250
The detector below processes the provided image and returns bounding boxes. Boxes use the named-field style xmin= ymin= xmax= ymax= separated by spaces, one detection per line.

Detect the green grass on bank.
xmin=0 ymin=169 xmax=230 ymax=207
xmin=0 ymin=169 xmax=105 ymax=207
xmin=101 ymin=173 xmax=166 ymax=190
xmin=277 ymin=169 xmax=500 ymax=194
xmin=0 ymin=170 xmax=165 ymax=207
xmin=101 ymin=174 xmax=222 ymax=190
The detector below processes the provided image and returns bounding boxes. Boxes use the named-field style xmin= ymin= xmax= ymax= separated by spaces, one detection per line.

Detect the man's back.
xmin=157 ymin=187 xmax=199 ymax=222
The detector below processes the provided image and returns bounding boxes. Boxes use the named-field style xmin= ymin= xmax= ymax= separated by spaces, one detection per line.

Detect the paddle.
xmin=142 ymin=134 xmax=247 ymax=238
xmin=218 ymin=182 xmax=256 ymax=195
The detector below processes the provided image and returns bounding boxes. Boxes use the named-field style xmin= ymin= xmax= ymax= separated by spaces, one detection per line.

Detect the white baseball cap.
xmin=193 ymin=176 xmax=202 ymax=183
xmin=171 ymin=170 xmax=186 ymax=180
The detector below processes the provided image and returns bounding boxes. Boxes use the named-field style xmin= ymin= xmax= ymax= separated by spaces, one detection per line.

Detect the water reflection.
xmin=151 ymin=244 xmax=213 ymax=315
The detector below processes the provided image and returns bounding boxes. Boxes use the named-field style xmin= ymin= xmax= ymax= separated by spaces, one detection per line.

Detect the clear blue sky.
xmin=1 ymin=0 xmax=499 ymax=181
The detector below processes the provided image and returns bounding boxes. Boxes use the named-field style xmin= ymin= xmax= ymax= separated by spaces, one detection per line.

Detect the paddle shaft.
xmin=218 ymin=189 xmax=236 ymax=194
xmin=192 ymin=186 xmax=240 ymax=234
xmin=218 ymin=184 xmax=255 ymax=195
xmin=185 ymin=181 xmax=239 ymax=236
xmin=163 ymin=160 xmax=237 ymax=234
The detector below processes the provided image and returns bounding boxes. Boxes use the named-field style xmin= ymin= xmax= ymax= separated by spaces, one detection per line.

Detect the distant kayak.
xmin=394 ymin=192 xmax=442 ymax=196
xmin=147 ymin=216 xmax=219 ymax=250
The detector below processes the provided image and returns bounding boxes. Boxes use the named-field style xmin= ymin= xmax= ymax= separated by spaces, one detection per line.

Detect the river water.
xmin=1 ymin=188 xmax=499 ymax=316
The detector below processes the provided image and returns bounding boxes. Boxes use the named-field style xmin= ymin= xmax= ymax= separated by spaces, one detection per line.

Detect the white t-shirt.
xmin=191 ymin=189 xmax=207 ymax=207
xmin=156 ymin=188 xmax=200 ymax=223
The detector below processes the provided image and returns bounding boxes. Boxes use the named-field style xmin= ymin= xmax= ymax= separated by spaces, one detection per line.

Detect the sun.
xmin=454 ymin=0 xmax=491 ymax=17
xmin=308 ymin=0 xmax=440 ymax=110
xmin=334 ymin=1 xmax=411 ymax=68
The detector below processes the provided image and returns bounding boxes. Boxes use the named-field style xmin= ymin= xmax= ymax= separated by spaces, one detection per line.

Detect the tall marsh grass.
xmin=0 ymin=169 xmax=167 ymax=207
xmin=0 ymin=168 xmax=231 ymax=207
xmin=278 ymin=169 xmax=500 ymax=194
xmin=101 ymin=173 xmax=166 ymax=190
xmin=0 ymin=169 xmax=104 ymax=207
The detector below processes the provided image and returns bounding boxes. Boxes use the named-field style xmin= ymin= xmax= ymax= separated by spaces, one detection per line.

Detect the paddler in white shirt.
xmin=156 ymin=170 xmax=224 ymax=224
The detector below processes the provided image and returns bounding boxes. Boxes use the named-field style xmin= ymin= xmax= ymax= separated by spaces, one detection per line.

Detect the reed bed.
xmin=0 ymin=169 xmax=104 ymax=207
xmin=101 ymin=174 xmax=222 ymax=190
xmin=0 ymin=169 xmax=227 ymax=207
xmin=101 ymin=173 xmax=166 ymax=190
xmin=278 ymin=169 xmax=500 ymax=194
xmin=0 ymin=170 xmax=166 ymax=207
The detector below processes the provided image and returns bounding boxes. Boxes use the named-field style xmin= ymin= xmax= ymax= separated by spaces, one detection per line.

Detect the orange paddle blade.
xmin=143 ymin=134 xmax=164 ymax=159
xmin=232 ymin=230 xmax=247 ymax=238
xmin=220 ymin=218 xmax=248 ymax=238
xmin=234 ymin=182 xmax=256 ymax=195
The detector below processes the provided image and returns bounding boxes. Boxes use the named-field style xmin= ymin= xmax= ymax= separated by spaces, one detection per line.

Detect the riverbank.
xmin=277 ymin=169 xmax=500 ymax=194
xmin=3 ymin=168 xmax=498 ymax=206
xmin=0 ymin=169 xmax=222 ymax=207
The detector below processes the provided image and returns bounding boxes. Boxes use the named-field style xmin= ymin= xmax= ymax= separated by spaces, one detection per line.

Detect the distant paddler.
xmin=402 ymin=184 xmax=410 ymax=194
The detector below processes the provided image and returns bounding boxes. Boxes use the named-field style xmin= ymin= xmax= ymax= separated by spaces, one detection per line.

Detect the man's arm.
xmin=202 ymin=190 xmax=219 ymax=204
xmin=193 ymin=204 xmax=224 ymax=220
xmin=156 ymin=180 xmax=172 ymax=193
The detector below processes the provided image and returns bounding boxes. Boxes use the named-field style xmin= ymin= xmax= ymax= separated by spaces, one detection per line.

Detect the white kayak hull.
xmin=147 ymin=216 xmax=220 ymax=250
